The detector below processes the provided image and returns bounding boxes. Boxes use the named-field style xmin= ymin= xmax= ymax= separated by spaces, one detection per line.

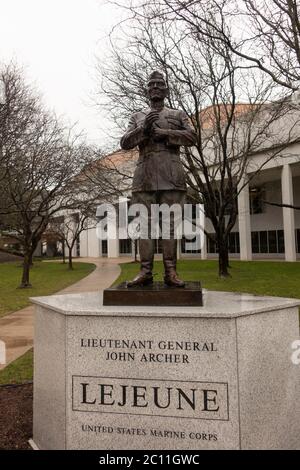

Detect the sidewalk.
xmin=0 ymin=257 xmax=130 ymax=370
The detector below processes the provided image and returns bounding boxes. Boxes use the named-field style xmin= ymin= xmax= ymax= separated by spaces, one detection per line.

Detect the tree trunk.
xmin=28 ymin=251 xmax=34 ymax=267
xmin=62 ymin=241 xmax=66 ymax=264
xmin=19 ymin=251 xmax=32 ymax=288
xmin=29 ymin=238 xmax=38 ymax=266
xmin=68 ymin=246 xmax=73 ymax=270
xmin=224 ymin=247 xmax=230 ymax=269
xmin=218 ymin=238 xmax=230 ymax=278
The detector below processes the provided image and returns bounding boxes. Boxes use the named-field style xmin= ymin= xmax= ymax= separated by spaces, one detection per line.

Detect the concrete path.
xmin=0 ymin=257 xmax=131 ymax=370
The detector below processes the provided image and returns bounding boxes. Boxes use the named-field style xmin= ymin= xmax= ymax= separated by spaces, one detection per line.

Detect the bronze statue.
xmin=120 ymin=71 xmax=196 ymax=287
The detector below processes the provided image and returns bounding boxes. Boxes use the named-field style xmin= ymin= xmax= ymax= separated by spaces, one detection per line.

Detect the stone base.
xmin=31 ymin=290 xmax=300 ymax=450
xmin=103 ymin=281 xmax=203 ymax=306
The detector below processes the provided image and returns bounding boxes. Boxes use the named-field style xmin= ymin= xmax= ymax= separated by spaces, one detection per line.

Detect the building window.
xmin=207 ymin=235 xmax=217 ymax=253
xmin=277 ymin=230 xmax=285 ymax=253
xmin=296 ymin=229 xmax=300 ymax=253
xmin=205 ymin=233 xmax=240 ymax=254
xmin=101 ymin=240 xmax=108 ymax=255
xmin=251 ymin=232 xmax=259 ymax=253
xmin=251 ymin=230 xmax=285 ymax=253
xmin=119 ymin=239 xmax=132 ymax=254
xmin=181 ymin=236 xmax=201 ymax=254
xmin=204 ymin=229 xmax=290 ymax=255
xmin=228 ymin=232 xmax=240 ymax=253
xmin=250 ymin=187 xmax=265 ymax=214
xmin=268 ymin=230 xmax=277 ymax=253
xmin=259 ymin=231 xmax=268 ymax=252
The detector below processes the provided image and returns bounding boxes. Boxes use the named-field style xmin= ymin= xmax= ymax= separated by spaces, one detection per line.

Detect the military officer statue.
xmin=120 ymin=71 xmax=196 ymax=288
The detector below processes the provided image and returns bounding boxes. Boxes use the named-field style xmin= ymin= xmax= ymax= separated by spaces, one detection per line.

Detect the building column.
xmin=201 ymin=216 xmax=207 ymax=260
xmin=281 ymin=164 xmax=296 ymax=261
xmin=108 ymin=236 xmax=119 ymax=258
xmin=238 ymin=176 xmax=252 ymax=261
xmin=98 ymin=236 xmax=102 ymax=258
xmin=201 ymin=232 xmax=207 ymax=259
xmin=85 ymin=223 xmax=89 ymax=257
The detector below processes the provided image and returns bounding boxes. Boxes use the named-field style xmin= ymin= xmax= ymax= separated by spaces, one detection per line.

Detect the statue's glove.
xmin=143 ymin=111 xmax=159 ymax=135
xmin=152 ymin=126 xmax=169 ymax=142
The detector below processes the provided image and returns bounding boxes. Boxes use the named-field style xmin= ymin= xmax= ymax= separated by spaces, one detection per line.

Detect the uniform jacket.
xmin=120 ymin=107 xmax=196 ymax=192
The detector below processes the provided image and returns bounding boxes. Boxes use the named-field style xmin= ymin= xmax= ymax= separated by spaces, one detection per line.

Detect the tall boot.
xmin=127 ymin=239 xmax=154 ymax=287
xmin=163 ymin=239 xmax=185 ymax=287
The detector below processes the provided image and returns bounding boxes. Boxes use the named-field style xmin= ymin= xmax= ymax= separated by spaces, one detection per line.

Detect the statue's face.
xmin=147 ymin=78 xmax=168 ymax=101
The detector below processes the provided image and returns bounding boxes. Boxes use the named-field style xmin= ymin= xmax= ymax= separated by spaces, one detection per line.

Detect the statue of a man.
xmin=120 ymin=71 xmax=196 ymax=287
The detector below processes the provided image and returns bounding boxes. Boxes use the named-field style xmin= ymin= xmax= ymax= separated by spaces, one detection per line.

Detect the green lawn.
xmin=0 ymin=261 xmax=95 ymax=318
xmin=2 ymin=259 xmax=300 ymax=386
xmin=115 ymin=259 xmax=300 ymax=299
xmin=0 ymin=349 xmax=33 ymax=385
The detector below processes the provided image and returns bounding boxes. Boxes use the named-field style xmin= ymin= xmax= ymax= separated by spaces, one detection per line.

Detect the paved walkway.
xmin=0 ymin=257 xmax=131 ymax=370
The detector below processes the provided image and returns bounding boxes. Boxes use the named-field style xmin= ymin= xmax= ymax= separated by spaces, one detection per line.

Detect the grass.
xmin=0 ymin=349 xmax=33 ymax=385
xmin=2 ymin=259 xmax=300 ymax=385
xmin=0 ymin=261 xmax=95 ymax=318
xmin=115 ymin=259 xmax=300 ymax=299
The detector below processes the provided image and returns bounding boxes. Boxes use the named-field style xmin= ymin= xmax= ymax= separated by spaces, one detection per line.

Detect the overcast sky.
xmin=0 ymin=0 xmax=119 ymax=146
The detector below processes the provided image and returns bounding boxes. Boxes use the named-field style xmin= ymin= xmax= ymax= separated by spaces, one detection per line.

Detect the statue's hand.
xmin=152 ymin=126 xmax=169 ymax=141
xmin=143 ymin=111 xmax=159 ymax=135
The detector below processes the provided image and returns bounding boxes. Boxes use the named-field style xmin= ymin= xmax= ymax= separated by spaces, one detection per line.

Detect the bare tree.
xmin=48 ymin=207 xmax=96 ymax=270
xmin=112 ymin=0 xmax=300 ymax=91
xmin=0 ymin=65 xmax=98 ymax=287
xmin=81 ymin=146 xmax=134 ymax=200
xmin=239 ymin=0 xmax=300 ymax=90
xmin=263 ymin=200 xmax=300 ymax=210
xmin=96 ymin=6 xmax=300 ymax=276
xmin=0 ymin=63 xmax=39 ymax=183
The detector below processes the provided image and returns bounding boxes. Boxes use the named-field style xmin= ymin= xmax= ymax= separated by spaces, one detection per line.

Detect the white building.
xmin=79 ymin=102 xmax=300 ymax=262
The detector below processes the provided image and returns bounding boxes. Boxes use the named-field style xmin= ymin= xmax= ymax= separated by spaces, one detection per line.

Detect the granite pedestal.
xmin=31 ymin=290 xmax=300 ymax=450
